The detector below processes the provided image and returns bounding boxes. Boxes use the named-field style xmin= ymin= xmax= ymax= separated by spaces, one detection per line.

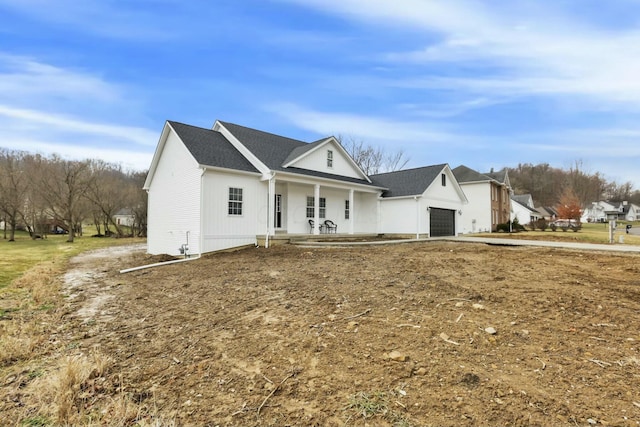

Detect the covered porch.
xmin=261 ymin=172 xmax=384 ymax=247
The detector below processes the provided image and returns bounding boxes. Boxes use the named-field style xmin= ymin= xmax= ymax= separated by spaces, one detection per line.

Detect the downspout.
xmin=415 ymin=196 xmax=420 ymax=239
xmin=200 ymin=168 xmax=205 ymax=256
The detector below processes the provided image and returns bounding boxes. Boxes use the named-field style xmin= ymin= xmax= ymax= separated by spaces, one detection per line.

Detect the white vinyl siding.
xmin=201 ymin=171 xmax=261 ymax=253
xmin=146 ymin=130 xmax=202 ymax=256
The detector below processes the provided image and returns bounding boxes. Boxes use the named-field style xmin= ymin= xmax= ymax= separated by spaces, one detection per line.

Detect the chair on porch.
xmin=309 ymin=219 xmax=323 ymax=234
xmin=324 ymin=220 xmax=337 ymax=234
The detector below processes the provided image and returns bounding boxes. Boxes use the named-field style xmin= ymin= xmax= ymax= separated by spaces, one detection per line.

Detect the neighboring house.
xmin=144 ymin=120 xmax=468 ymax=256
xmin=583 ymin=200 xmax=640 ymax=222
xmin=371 ymin=165 xmax=468 ymax=238
xmin=511 ymin=195 xmax=540 ymax=226
xmin=113 ymin=208 xmax=135 ymax=227
xmin=627 ymin=202 xmax=640 ymax=221
xmin=512 ymin=194 xmax=534 ymax=209
xmin=581 ymin=201 xmax=616 ymax=223
xmin=452 ymin=165 xmax=512 ymax=233
xmin=536 ymin=206 xmax=558 ymax=221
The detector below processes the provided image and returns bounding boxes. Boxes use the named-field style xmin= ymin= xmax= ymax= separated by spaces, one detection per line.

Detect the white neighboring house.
xmin=583 ymin=200 xmax=640 ymax=222
xmin=510 ymin=194 xmax=540 ymax=226
xmin=144 ymin=120 xmax=468 ymax=255
xmin=113 ymin=208 xmax=135 ymax=227
xmin=581 ymin=201 xmax=621 ymax=222
xmin=627 ymin=202 xmax=640 ymax=220
xmin=452 ymin=165 xmax=512 ymax=233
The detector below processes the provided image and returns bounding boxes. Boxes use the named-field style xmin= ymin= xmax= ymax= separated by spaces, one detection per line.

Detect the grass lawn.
xmin=474 ymin=220 xmax=640 ymax=245
xmin=0 ymin=230 xmax=145 ymax=289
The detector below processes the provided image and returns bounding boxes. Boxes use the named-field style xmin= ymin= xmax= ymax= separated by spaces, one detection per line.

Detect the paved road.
xmin=447 ymin=235 xmax=640 ymax=253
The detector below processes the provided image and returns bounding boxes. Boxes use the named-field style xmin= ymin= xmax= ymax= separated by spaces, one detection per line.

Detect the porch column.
xmin=348 ymin=189 xmax=354 ymax=234
xmin=267 ymin=176 xmax=275 ymax=236
xmin=314 ymin=184 xmax=320 ymax=235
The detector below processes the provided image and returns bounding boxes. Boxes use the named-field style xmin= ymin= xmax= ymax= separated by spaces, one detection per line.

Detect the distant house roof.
xmin=370 ymin=164 xmax=447 ymax=197
xmin=452 ymin=165 xmax=492 ymax=183
xmin=512 ymin=194 xmax=534 ymax=207
xmin=536 ymin=206 xmax=558 ymax=218
xmin=485 ymin=169 xmax=508 ymax=184
xmin=114 ymin=208 xmax=134 ymax=216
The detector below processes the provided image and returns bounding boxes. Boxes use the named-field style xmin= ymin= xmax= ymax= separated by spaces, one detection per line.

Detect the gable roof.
xmin=370 ymin=164 xmax=447 ymax=197
xmin=218 ymin=121 xmax=310 ymax=171
xmin=511 ymin=197 xmax=538 ymax=213
xmin=512 ymin=194 xmax=533 ymax=207
xmin=169 ymin=121 xmax=259 ymax=173
xmin=452 ymin=165 xmax=492 ymax=183
xmin=485 ymin=168 xmax=508 ymax=184
xmin=218 ymin=121 xmax=375 ymax=187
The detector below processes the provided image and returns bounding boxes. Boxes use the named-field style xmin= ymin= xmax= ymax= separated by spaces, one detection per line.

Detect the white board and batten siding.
xmin=147 ymin=130 xmax=202 ymax=256
xmin=291 ymin=142 xmax=364 ymax=180
xmin=201 ymin=170 xmax=263 ymax=253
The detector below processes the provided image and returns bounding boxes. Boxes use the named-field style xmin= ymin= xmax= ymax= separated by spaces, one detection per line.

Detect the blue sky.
xmin=1 ymin=0 xmax=639 ymax=187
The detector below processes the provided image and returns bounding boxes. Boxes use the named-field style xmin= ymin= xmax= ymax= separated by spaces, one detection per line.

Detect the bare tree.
xmin=0 ymin=149 xmax=29 ymax=241
xmin=337 ymin=135 xmax=409 ymax=175
xmin=85 ymin=160 xmax=130 ymax=237
xmin=31 ymin=155 xmax=93 ymax=243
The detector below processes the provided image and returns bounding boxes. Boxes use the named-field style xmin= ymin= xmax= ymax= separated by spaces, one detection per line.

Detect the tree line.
xmin=0 ymin=149 xmax=147 ymax=242
xmin=507 ymin=161 xmax=639 ymax=208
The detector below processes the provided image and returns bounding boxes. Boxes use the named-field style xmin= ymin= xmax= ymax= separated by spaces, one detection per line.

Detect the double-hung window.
xmin=228 ymin=187 xmax=243 ymax=215
xmin=344 ymin=200 xmax=350 ymax=219
xmin=306 ymin=196 xmax=326 ymax=218
xmin=327 ymin=150 xmax=333 ymax=168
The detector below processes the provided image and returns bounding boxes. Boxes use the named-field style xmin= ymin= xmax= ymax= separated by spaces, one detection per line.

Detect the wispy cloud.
xmin=264 ymin=102 xmax=465 ymax=145
xmin=282 ymin=0 xmax=640 ymax=109
xmin=0 ymin=105 xmax=157 ymax=147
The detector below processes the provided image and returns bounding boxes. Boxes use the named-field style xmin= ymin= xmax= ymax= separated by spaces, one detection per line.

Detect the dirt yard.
xmin=5 ymin=240 xmax=640 ymax=426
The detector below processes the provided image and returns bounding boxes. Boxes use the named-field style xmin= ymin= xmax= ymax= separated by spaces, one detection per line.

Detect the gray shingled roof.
xmin=370 ymin=164 xmax=447 ymax=197
xmin=219 ymin=121 xmax=308 ymax=170
xmin=512 ymin=194 xmax=532 ymax=206
xmin=485 ymin=169 xmax=508 ymax=184
xmin=452 ymin=165 xmax=492 ymax=183
xmin=170 ymin=120 xmax=379 ymax=188
xmin=168 ymin=121 xmax=259 ymax=173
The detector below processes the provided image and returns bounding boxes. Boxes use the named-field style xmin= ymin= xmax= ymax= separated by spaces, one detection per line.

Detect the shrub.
xmin=534 ymin=219 xmax=548 ymax=231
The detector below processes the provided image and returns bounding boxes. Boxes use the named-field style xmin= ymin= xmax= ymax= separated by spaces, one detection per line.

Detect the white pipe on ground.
xmin=119 ymin=254 xmax=201 ymax=274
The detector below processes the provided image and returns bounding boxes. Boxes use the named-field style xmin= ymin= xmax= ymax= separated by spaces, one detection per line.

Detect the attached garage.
xmin=430 ymin=208 xmax=456 ymax=237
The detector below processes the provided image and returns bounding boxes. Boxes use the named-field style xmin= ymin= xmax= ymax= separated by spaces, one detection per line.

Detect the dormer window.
xmin=327 ymin=150 xmax=333 ymax=168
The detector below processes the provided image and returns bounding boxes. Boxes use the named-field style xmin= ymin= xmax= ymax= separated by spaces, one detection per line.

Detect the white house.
xmin=144 ymin=120 xmax=467 ymax=255
xmin=511 ymin=195 xmax=540 ymax=226
xmin=452 ymin=165 xmax=512 ymax=233
xmin=113 ymin=208 xmax=135 ymax=227
xmin=582 ymin=200 xmax=640 ymax=222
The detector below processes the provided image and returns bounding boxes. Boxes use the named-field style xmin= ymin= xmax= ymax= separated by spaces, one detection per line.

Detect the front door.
xmin=274 ymin=194 xmax=282 ymax=228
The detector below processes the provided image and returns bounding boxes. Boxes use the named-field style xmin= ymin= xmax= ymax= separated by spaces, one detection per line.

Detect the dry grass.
xmin=0 ymin=236 xmax=159 ymax=426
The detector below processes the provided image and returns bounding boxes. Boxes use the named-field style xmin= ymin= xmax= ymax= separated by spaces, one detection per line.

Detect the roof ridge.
xmin=218 ymin=120 xmax=311 ymax=145
xmin=370 ymin=163 xmax=446 ymax=177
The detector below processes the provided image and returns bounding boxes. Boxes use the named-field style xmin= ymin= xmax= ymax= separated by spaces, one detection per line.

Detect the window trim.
xmin=306 ymin=196 xmax=327 ymax=219
xmin=228 ymin=187 xmax=243 ymax=216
